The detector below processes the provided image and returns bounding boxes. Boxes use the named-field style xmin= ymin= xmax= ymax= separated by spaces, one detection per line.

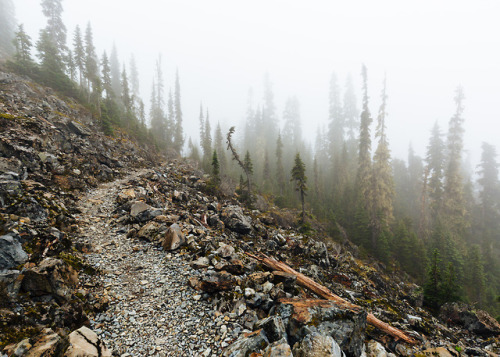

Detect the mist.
xmin=14 ymin=0 xmax=500 ymax=166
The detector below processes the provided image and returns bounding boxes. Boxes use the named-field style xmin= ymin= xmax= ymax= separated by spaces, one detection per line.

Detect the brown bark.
xmin=246 ymin=252 xmax=417 ymax=345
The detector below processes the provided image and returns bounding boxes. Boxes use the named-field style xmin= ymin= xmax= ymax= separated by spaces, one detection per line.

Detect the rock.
xmin=161 ymin=223 xmax=185 ymax=251
xmin=262 ymin=338 xmax=293 ymax=357
xmin=0 ymin=233 xmax=28 ymax=270
xmin=21 ymin=258 xmax=78 ymax=300
xmin=68 ymin=120 xmax=91 ymax=136
xmin=130 ymin=201 xmax=162 ymax=222
xmin=278 ymin=299 xmax=366 ymax=357
xmin=221 ymin=205 xmax=252 ymax=234
xmin=222 ymin=329 xmax=269 ymax=357
xmin=25 ymin=328 xmax=63 ymax=356
xmin=136 ymin=221 xmax=161 ymax=241
xmin=11 ymin=338 xmax=32 ymax=357
xmin=440 ymin=302 xmax=500 ymax=336
xmin=188 ymin=271 xmax=237 ymax=293
xmin=190 ymin=256 xmax=210 ymax=269
xmin=272 ymin=271 xmax=297 ymax=290
xmin=64 ymin=326 xmax=112 ymax=357
xmin=216 ymin=243 xmax=236 ymax=258
xmin=292 ymin=332 xmax=344 ymax=357
xmin=255 ymin=316 xmax=287 ymax=343
xmin=366 ymin=340 xmax=388 ymax=357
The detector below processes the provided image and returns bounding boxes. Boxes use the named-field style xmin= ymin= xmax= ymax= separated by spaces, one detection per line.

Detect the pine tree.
xmin=477 ymin=142 xmax=500 ymax=241
xmin=343 ymin=74 xmax=359 ymax=144
xmin=214 ymin=122 xmax=226 ymax=174
xmin=282 ymin=96 xmax=302 ymax=151
xmin=466 ymin=245 xmax=486 ymax=306
xmin=110 ymin=44 xmax=121 ymax=97
xmin=13 ymin=24 xmax=33 ymax=64
xmin=276 ymin=133 xmax=285 ymax=195
xmin=356 ymin=65 xmax=372 ymax=206
xmin=328 ymin=72 xmax=344 ymax=157
xmin=425 ymin=121 xmax=446 ymax=220
xmin=262 ymin=73 xmax=277 ymax=153
xmin=37 ymin=28 xmax=64 ymax=75
xmin=211 ymin=150 xmax=220 ymax=187
xmin=173 ymin=69 xmax=184 ymax=153
xmin=84 ymin=23 xmax=100 ymax=104
xmin=203 ymin=110 xmax=212 ymax=166
xmin=424 ymin=249 xmax=442 ymax=309
xmin=443 ymin=86 xmax=467 ymax=237
xmin=101 ymin=51 xmax=113 ymax=98
xmin=40 ymin=0 xmax=67 ymax=70
xmin=371 ymin=76 xmax=394 ymax=249
xmin=291 ymin=152 xmax=308 ymax=222
xmin=226 ymin=127 xmax=252 ymax=199
xmin=0 ymin=0 xmax=16 ymax=57
xmin=73 ymin=25 xmax=84 ymax=86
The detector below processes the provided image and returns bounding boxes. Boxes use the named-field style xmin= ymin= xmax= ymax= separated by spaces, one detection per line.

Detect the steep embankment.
xmin=1 ymin=69 xmax=499 ymax=357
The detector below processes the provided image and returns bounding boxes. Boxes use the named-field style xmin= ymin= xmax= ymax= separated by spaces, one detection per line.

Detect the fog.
xmin=15 ymin=0 xmax=500 ymax=165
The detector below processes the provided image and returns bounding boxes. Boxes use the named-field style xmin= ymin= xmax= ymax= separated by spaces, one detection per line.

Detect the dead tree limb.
xmin=246 ymin=252 xmax=417 ymax=345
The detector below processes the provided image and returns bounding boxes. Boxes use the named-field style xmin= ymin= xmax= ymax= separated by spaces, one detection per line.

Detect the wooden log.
xmin=246 ymin=252 xmax=417 ymax=345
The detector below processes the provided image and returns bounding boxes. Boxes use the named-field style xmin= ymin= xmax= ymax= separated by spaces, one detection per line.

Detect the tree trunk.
xmin=246 ymin=252 xmax=417 ymax=345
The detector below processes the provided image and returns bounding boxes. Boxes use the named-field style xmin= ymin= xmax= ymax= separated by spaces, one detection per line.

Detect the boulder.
xmin=263 ymin=338 xmax=293 ymax=357
xmin=440 ymin=302 xmax=500 ymax=337
xmin=366 ymin=340 xmax=388 ymax=357
xmin=0 ymin=233 xmax=28 ymax=270
xmin=278 ymin=299 xmax=366 ymax=357
xmin=188 ymin=271 xmax=237 ymax=293
xmin=21 ymin=258 xmax=78 ymax=301
xmin=255 ymin=316 xmax=287 ymax=343
xmin=68 ymin=120 xmax=91 ymax=137
xmin=130 ymin=201 xmax=162 ymax=222
xmin=25 ymin=328 xmax=63 ymax=356
xmin=64 ymin=326 xmax=112 ymax=357
xmin=292 ymin=332 xmax=344 ymax=357
xmin=222 ymin=329 xmax=269 ymax=357
xmin=161 ymin=223 xmax=185 ymax=251
xmin=221 ymin=205 xmax=252 ymax=234
xmin=137 ymin=221 xmax=162 ymax=241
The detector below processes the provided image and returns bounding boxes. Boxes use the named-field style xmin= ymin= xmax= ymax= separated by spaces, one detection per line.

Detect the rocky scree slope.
xmin=0 ymin=69 xmax=499 ymax=356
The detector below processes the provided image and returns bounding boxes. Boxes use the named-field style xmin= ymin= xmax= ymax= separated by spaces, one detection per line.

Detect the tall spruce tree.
xmin=356 ymin=65 xmax=372 ymax=205
xmin=425 ymin=121 xmax=446 ymax=221
xmin=328 ymin=72 xmax=344 ymax=158
xmin=371 ymin=77 xmax=394 ymax=249
xmin=291 ymin=153 xmax=308 ymax=222
xmin=72 ymin=25 xmax=84 ymax=86
xmin=110 ymin=44 xmax=121 ymax=98
xmin=276 ymin=133 xmax=285 ymax=195
xmin=40 ymin=0 xmax=67 ymax=69
xmin=13 ymin=24 xmax=33 ymax=64
xmin=443 ymin=86 xmax=467 ymax=237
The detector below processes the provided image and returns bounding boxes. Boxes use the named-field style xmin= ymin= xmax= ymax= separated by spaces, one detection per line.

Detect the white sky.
xmin=15 ymin=0 xmax=500 ymax=167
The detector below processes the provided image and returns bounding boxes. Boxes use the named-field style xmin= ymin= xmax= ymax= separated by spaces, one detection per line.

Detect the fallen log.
xmin=246 ymin=252 xmax=417 ymax=345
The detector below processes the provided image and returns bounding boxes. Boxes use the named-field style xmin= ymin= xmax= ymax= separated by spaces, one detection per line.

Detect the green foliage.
xmin=291 ymin=152 xmax=308 ymax=221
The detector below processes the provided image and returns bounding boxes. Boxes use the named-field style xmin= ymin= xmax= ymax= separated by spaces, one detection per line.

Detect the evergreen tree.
xmin=443 ymin=86 xmax=467 ymax=237
xmin=84 ymin=23 xmax=100 ymax=104
xmin=276 ymin=133 xmax=285 ymax=195
xmin=101 ymin=51 xmax=113 ymax=98
xmin=425 ymin=121 xmax=446 ymax=221
xmin=343 ymin=74 xmax=359 ymax=143
xmin=129 ymin=54 xmax=140 ymax=102
xmin=121 ymin=66 xmax=133 ymax=114
xmin=211 ymin=150 xmax=220 ymax=187
xmin=291 ymin=152 xmax=308 ymax=222
xmin=110 ymin=44 xmax=121 ymax=98
xmin=173 ymin=69 xmax=184 ymax=153
xmin=282 ymin=96 xmax=302 ymax=151
xmin=328 ymin=72 xmax=344 ymax=157
xmin=40 ymin=0 xmax=67 ymax=70
xmin=214 ymin=122 xmax=226 ymax=174
xmin=466 ymin=245 xmax=486 ymax=306
xmin=37 ymin=28 xmax=64 ymax=75
xmin=227 ymin=127 xmax=252 ymax=199
xmin=0 ymin=0 xmax=16 ymax=57
xmin=13 ymin=24 xmax=33 ymax=64
xmin=424 ymin=249 xmax=442 ymax=309
xmin=371 ymin=77 xmax=394 ymax=249
xmin=356 ymin=65 xmax=372 ymax=206
xmin=72 ymin=25 xmax=84 ymax=86
xmin=262 ymin=73 xmax=278 ymax=153
xmin=66 ymin=49 xmax=76 ymax=81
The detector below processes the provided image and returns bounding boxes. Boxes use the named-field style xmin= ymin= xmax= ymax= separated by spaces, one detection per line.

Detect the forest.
xmin=0 ymin=0 xmax=499 ymax=320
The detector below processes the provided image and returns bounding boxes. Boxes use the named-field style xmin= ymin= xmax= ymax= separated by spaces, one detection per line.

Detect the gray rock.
xmin=161 ymin=223 xmax=185 ymax=251
xmin=292 ymin=332 xmax=344 ymax=357
xmin=439 ymin=302 xmax=500 ymax=337
xmin=64 ymin=326 xmax=112 ymax=357
xmin=68 ymin=120 xmax=91 ymax=136
xmin=0 ymin=233 xmax=28 ymax=270
xmin=221 ymin=206 xmax=252 ymax=234
xmin=255 ymin=316 xmax=287 ymax=343
xmin=223 ymin=329 xmax=269 ymax=357
xmin=366 ymin=340 xmax=388 ymax=357
xmin=278 ymin=300 xmax=366 ymax=357
xmin=263 ymin=338 xmax=293 ymax=357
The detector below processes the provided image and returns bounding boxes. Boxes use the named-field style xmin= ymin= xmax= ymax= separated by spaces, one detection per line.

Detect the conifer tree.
xmin=73 ymin=25 xmax=84 ymax=86
xmin=40 ymin=0 xmax=67 ymax=70
xmin=356 ymin=65 xmax=372 ymax=206
xmin=282 ymin=96 xmax=302 ymax=151
xmin=211 ymin=150 xmax=220 ymax=186
xmin=477 ymin=142 xmax=500 ymax=239
xmin=343 ymin=74 xmax=359 ymax=144
xmin=291 ymin=152 xmax=308 ymax=222
xmin=328 ymin=72 xmax=344 ymax=157
xmin=13 ymin=24 xmax=33 ymax=64
xmin=227 ymin=127 xmax=252 ymax=198
xmin=203 ymin=110 xmax=212 ymax=165
xmin=371 ymin=77 xmax=394 ymax=249
xmin=110 ymin=44 xmax=121 ymax=97
xmin=443 ymin=86 xmax=467 ymax=237
xmin=262 ymin=73 xmax=277 ymax=153
xmin=214 ymin=122 xmax=226 ymax=174
xmin=425 ymin=121 xmax=445 ymax=220
xmin=84 ymin=23 xmax=100 ymax=104
xmin=276 ymin=133 xmax=285 ymax=195
xmin=101 ymin=51 xmax=113 ymax=98
xmin=173 ymin=69 xmax=184 ymax=153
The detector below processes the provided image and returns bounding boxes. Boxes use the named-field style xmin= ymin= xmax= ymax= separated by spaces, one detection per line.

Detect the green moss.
xmin=0 ymin=326 xmax=40 ymax=349
xmin=0 ymin=113 xmax=17 ymax=120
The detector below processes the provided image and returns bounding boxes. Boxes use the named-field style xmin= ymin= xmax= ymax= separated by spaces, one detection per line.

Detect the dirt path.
xmin=74 ymin=170 xmax=225 ymax=357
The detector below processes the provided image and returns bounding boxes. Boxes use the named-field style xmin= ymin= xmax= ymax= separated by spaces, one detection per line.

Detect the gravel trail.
xmin=75 ymin=171 xmax=227 ymax=357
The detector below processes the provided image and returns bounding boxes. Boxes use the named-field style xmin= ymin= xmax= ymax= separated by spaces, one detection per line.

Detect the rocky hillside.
xmin=1 ymin=69 xmax=499 ymax=356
